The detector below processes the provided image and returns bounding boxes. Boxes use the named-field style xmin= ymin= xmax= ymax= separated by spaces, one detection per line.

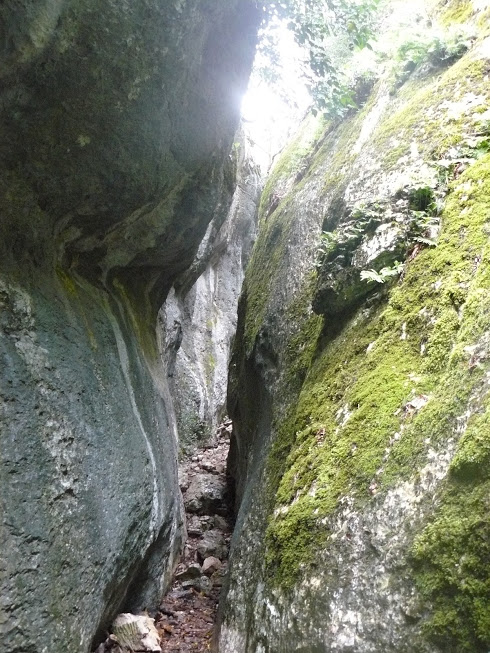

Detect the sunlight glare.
xmin=240 ymin=20 xmax=311 ymax=172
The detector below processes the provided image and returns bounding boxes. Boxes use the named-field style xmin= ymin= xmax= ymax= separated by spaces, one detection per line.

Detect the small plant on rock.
xmin=407 ymin=186 xmax=442 ymax=248
xmin=315 ymin=230 xmax=337 ymax=265
xmin=360 ymin=261 xmax=404 ymax=284
xmin=392 ymin=24 xmax=475 ymax=87
xmin=314 ymin=213 xmax=375 ymax=267
xmin=409 ymin=213 xmax=440 ymax=247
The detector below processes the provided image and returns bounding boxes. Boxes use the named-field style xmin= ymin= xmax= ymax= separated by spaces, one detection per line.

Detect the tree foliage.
xmin=258 ymin=0 xmax=381 ymax=118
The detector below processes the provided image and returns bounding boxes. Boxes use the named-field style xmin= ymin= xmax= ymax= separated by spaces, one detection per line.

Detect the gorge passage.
xmin=1 ymin=1 xmax=489 ymax=652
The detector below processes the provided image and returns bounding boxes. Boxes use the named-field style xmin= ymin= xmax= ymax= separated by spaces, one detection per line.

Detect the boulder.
xmin=110 ymin=614 xmax=161 ymax=653
xmin=181 ymin=576 xmax=213 ymax=595
xmin=183 ymin=474 xmax=229 ymax=516
xmin=175 ymin=564 xmax=202 ymax=582
xmin=201 ymin=556 xmax=222 ymax=576
xmin=197 ymin=529 xmax=227 ymax=562
xmin=218 ymin=6 xmax=490 ymax=653
xmin=213 ymin=514 xmax=230 ymax=532
xmin=186 ymin=515 xmax=207 ymax=537
xmin=0 ymin=1 xmax=260 ymax=651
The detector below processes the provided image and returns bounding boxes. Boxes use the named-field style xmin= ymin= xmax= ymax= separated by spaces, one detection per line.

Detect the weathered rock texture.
xmin=0 ymin=2 xmax=259 ymax=652
xmin=220 ymin=1 xmax=490 ymax=651
xmin=162 ymin=132 xmax=261 ymax=448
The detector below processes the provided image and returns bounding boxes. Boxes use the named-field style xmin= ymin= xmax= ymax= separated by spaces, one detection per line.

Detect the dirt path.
xmin=155 ymin=422 xmax=233 ymax=652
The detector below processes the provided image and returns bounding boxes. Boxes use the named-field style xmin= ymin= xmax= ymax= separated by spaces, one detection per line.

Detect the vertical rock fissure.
xmin=95 ymin=130 xmax=262 ymax=650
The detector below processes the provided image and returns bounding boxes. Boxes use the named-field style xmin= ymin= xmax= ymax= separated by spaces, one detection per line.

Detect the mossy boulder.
xmin=219 ymin=3 xmax=490 ymax=652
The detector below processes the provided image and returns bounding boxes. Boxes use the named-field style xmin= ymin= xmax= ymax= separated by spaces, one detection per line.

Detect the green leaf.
xmin=360 ymin=269 xmax=384 ymax=283
xmin=416 ymin=236 xmax=437 ymax=247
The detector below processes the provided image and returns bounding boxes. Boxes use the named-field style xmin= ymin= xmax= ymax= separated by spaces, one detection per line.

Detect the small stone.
xmin=171 ymin=589 xmax=193 ymax=599
xmin=181 ymin=575 xmax=213 ymax=595
xmin=200 ymin=461 xmax=217 ymax=473
xmin=178 ymin=471 xmax=190 ymax=492
xmin=110 ymin=613 xmax=161 ymax=652
xmin=215 ymin=462 xmax=226 ymax=475
xmin=199 ymin=576 xmax=213 ymax=594
xmin=202 ymin=556 xmax=222 ymax=576
xmin=210 ymin=570 xmax=224 ymax=587
xmin=175 ymin=563 xmax=201 ymax=581
xmin=186 ymin=515 xmax=205 ymax=537
xmin=197 ymin=529 xmax=227 ymax=561
xmin=204 ymin=437 xmax=218 ymax=449
xmin=183 ymin=474 xmax=229 ymax=516
xmin=213 ymin=514 xmax=229 ymax=531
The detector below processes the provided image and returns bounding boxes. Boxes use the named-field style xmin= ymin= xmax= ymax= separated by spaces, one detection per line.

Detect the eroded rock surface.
xmin=0 ymin=2 xmax=259 ymax=651
xmin=162 ymin=136 xmax=261 ymax=447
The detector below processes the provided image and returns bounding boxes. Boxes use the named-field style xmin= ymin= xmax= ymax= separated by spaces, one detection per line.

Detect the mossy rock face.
xmin=0 ymin=2 xmax=259 ymax=652
xmin=311 ymin=198 xmax=418 ymax=316
xmin=219 ymin=4 xmax=490 ymax=652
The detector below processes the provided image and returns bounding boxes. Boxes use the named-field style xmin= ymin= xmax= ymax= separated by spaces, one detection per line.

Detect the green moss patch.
xmin=112 ymin=277 xmax=158 ymax=361
xmin=411 ymin=481 xmax=490 ymax=652
xmin=263 ymin=150 xmax=490 ymax=636
xmin=241 ymin=206 xmax=292 ymax=353
xmin=236 ymin=25 xmax=490 ymax=648
xmin=259 ymin=115 xmax=325 ymax=217
xmin=437 ymin=0 xmax=475 ymax=27
xmin=373 ymin=54 xmax=490 ymax=166
xmin=408 ymin=156 xmax=490 ymax=652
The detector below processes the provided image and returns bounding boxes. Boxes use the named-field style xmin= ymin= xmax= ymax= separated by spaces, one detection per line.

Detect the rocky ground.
xmin=96 ymin=420 xmax=234 ymax=652
xmin=156 ymin=420 xmax=233 ymax=651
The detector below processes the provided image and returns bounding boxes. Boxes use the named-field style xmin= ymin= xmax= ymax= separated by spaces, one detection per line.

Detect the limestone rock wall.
xmin=219 ymin=2 xmax=490 ymax=651
xmin=0 ymin=2 xmax=259 ymax=652
xmin=162 ymin=132 xmax=261 ymax=448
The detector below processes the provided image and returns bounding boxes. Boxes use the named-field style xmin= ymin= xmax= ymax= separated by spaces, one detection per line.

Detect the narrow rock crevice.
xmin=94 ymin=126 xmax=261 ymax=652
xmin=157 ymin=421 xmax=234 ymax=651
